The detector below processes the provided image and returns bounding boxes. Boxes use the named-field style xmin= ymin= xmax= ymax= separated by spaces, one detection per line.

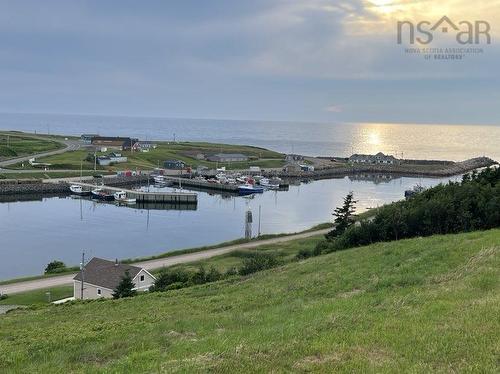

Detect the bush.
xmin=192 ymin=266 xmax=222 ymax=285
xmin=0 ymin=293 xmax=8 ymax=300
xmin=151 ymin=268 xmax=192 ymax=292
xmin=314 ymin=240 xmax=331 ymax=255
xmin=296 ymin=248 xmax=313 ymax=259
xmin=239 ymin=252 xmax=282 ymax=276
xmin=225 ymin=267 xmax=238 ymax=277
xmin=44 ymin=260 xmax=67 ymax=274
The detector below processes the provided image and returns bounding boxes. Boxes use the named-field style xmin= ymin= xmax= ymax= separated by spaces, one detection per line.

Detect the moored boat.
xmin=91 ymin=188 xmax=115 ymax=201
xmin=259 ymin=178 xmax=280 ymax=189
xmin=238 ymin=184 xmax=264 ymax=195
xmin=114 ymin=191 xmax=136 ymax=204
xmin=69 ymin=185 xmax=91 ymax=196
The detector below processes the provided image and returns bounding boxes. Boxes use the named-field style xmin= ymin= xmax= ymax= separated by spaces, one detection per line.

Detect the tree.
xmin=326 ymin=192 xmax=357 ymax=240
xmin=44 ymin=260 xmax=67 ymax=274
xmin=112 ymin=271 xmax=137 ymax=299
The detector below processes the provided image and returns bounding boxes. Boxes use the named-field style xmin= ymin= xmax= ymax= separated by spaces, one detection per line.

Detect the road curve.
xmin=0 ymin=135 xmax=81 ymax=168
xmin=0 ymin=228 xmax=330 ymax=295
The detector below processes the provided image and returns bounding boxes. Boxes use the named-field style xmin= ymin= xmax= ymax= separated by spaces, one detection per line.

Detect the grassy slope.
xmin=0 ymin=134 xmax=63 ymax=161
xmin=0 ymin=229 xmax=499 ymax=372
xmin=17 ymin=142 xmax=285 ymax=172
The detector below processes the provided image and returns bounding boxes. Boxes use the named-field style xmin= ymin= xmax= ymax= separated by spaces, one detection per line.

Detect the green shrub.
xmin=151 ymin=268 xmax=192 ymax=292
xmin=192 ymin=266 xmax=222 ymax=284
xmin=239 ymin=252 xmax=282 ymax=275
xmin=0 ymin=294 xmax=8 ymax=300
xmin=296 ymin=248 xmax=313 ymax=259
xmin=44 ymin=260 xmax=67 ymax=274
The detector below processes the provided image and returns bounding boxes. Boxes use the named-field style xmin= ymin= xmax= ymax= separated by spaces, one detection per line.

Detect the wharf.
xmin=70 ymin=182 xmax=197 ymax=204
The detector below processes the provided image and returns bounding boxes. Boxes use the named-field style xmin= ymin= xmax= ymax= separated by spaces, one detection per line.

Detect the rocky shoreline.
xmin=0 ymin=175 xmax=151 ymax=196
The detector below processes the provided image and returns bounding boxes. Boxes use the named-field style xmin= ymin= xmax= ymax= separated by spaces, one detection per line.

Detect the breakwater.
xmin=0 ymin=175 xmax=152 ymax=196
xmin=266 ymin=157 xmax=497 ymax=179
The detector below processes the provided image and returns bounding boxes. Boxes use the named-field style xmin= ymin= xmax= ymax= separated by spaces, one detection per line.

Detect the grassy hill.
xmin=0 ymin=229 xmax=499 ymax=372
xmin=0 ymin=133 xmax=63 ymax=161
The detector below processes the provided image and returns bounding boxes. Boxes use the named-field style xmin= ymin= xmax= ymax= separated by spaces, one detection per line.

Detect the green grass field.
xmin=16 ymin=142 xmax=285 ymax=172
xmin=0 ymin=229 xmax=498 ymax=372
xmin=0 ymin=133 xmax=63 ymax=161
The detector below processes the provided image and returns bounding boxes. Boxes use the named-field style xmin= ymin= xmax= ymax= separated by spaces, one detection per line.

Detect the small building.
xmin=349 ymin=152 xmax=398 ymax=165
xmin=91 ymin=137 xmax=138 ymax=151
xmin=285 ymin=154 xmax=304 ymax=162
xmin=81 ymin=134 xmax=99 ymax=144
xmin=164 ymin=159 xmax=186 ymax=169
xmin=132 ymin=141 xmax=158 ymax=152
xmin=299 ymin=164 xmax=315 ymax=172
xmin=283 ymin=163 xmax=302 ymax=173
xmin=207 ymin=153 xmax=248 ymax=162
xmin=73 ymin=258 xmax=156 ymax=300
xmin=97 ymin=153 xmax=128 ymax=166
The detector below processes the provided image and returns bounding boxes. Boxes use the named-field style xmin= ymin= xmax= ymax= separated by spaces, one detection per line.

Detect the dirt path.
xmin=0 ymin=228 xmax=330 ymax=295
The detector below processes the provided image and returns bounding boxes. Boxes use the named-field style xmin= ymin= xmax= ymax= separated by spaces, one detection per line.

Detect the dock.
xmin=164 ymin=176 xmax=240 ymax=192
xmin=70 ymin=182 xmax=197 ymax=204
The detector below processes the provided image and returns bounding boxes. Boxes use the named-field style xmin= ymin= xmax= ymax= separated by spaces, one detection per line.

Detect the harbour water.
xmin=0 ymin=174 xmax=459 ymax=280
xmin=0 ymin=113 xmax=499 ymax=161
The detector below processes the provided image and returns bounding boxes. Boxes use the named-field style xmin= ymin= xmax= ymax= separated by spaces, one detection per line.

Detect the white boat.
xmin=153 ymin=175 xmax=166 ymax=183
xmin=259 ymin=178 xmax=279 ymax=189
xmin=69 ymin=185 xmax=90 ymax=196
xmin=113 ymin=191 xmax=136 ymax=204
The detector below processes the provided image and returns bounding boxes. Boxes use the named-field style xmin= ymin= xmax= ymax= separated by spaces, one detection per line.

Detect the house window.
xmin=140 ymin=275 xmax=145 ymax=282
xmin=97 ymin=289 xmax=102 ymax=295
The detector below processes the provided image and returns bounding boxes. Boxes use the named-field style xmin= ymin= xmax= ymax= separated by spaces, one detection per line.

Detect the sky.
xmin=0 ymin=0 xmax=499 ymax=125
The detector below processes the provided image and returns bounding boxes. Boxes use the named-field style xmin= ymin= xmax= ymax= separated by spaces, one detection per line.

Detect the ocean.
xmin=0 ymin=112 xmax=498 ymax=161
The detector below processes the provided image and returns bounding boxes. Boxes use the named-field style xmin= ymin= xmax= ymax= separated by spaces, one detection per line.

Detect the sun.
xmin=367 ymin=0 xmax=396 ymax=14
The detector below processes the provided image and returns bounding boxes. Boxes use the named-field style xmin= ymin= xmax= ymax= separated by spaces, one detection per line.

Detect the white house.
xmin=73 ymin=258 xmax=156 ymax=300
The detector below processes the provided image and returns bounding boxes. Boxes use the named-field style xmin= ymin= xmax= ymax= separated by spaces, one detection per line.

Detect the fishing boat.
xmin=238 ymin=184 xmax=264 ymax=195
xmin=69 ymin=185 xmax=91 ymax=196
xmin=153 ymin=175 xmax=166 ymax=184
xmin=113 ymin=191 xmax=136 ymax=204
xmin=91 ymin=188 xmax=115 ymax=201
xmin=259 ymin=178 xmax=279 ymax=189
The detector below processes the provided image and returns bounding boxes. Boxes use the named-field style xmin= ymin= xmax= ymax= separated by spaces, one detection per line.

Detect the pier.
xmin=164 ymin=176 xmax=240 ymax=192
xmin=69 ymin=182 xmax=197 ymax=204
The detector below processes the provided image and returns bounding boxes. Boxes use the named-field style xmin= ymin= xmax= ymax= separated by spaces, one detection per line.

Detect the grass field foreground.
xmin=0 ymin=229 xmax=498 ymax=372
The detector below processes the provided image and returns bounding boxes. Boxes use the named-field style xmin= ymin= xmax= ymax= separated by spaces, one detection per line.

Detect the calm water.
xmin=0 ymin=113 xmax=499 ymax=161
xmin=0 ymin=175 xmax=459 ymax=280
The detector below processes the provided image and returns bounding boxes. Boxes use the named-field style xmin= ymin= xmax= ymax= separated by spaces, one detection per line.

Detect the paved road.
xmin=0 ymin=228 xmax=330 ymax=295
xmin=0 ymin=135 xmax=81 ymax=168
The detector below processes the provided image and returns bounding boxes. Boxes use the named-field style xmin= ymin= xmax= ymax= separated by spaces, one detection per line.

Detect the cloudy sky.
xmin=0 ymin=0 xmax=498 ymax=124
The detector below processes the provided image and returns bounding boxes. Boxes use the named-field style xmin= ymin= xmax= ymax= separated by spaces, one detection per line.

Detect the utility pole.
xmin=80 ymin=251 xmax=85 ymax=300
xmin=94 ymin=151 xmax=97 ymax=171
xmin=258 ymin=205 xmax=262 ymax=237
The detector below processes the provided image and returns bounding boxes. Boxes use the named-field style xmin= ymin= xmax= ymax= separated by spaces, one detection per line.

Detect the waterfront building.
xmin=91 ymin=137 xmax=138 ymax=151
xmin=207 ymin=153 xmax=248 ymax=162
xmin=164 ymin=159 xmax=186 ymax=169
xmin=349 ymin=152 xmax=398 ymax=165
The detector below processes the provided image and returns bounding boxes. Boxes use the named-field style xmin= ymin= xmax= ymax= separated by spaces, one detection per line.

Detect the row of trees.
xmin=320 ymin=167 xmax=500 ymax=252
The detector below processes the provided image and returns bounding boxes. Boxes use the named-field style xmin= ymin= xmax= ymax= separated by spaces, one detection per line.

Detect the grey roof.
xmin=73 ymin=258 xmax=143 ymax=290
